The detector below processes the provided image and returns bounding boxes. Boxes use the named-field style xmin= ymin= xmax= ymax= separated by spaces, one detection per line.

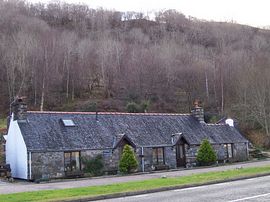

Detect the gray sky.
xmin=28 ymin=0 xmax=270 ymax=28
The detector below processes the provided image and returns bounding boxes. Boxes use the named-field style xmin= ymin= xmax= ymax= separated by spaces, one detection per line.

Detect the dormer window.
xmin=61 ymin=119 xmax=75 ymax=127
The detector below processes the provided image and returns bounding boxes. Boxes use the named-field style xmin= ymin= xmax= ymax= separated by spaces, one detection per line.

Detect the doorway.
xmin=176 ymin=144 xmax=186 ymax=167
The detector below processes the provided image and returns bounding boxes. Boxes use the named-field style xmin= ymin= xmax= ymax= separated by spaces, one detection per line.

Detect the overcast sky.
xmin=28 ymin=0 xmax=270 ymax=28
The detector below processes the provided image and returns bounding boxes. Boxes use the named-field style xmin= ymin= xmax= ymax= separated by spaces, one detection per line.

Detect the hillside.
xmin=1 ymin=0 xmax=270 ymax=143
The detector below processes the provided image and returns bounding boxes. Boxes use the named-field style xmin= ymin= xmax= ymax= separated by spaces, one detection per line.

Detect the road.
xmin=97 ymin=175 xmax=270 ymax=202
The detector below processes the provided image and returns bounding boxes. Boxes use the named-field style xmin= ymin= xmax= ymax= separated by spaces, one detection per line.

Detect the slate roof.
xmin=17 ymin=112 xmax=248 ymax=152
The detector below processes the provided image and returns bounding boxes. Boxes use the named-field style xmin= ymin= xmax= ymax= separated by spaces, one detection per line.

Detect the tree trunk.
xmin=221 ymin=71 xmax=224 ymax=114
xmin=40 ymin=76 xmax=45 ymax=111
xmin=71 ymin=79 xmax=75 ymax=101
xmin=205 ymin=70 xmax=209 ymax=102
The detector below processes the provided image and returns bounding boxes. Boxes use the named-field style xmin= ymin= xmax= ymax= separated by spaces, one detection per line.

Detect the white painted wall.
xmin=6 ymin=114 xmax=28 ymax=179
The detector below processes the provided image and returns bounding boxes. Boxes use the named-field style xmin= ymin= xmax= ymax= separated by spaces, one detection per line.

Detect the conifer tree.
xmin=119 ymin=144 xmax=138 ymax=173
xmin=196 ymin=139 xmax=217 ymax=166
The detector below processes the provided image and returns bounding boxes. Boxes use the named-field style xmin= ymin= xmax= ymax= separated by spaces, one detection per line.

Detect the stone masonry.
xmin=29 ymin=142 xmax=248 ymax=180
xmin=30 ymin=152 xmax=64 ymax=180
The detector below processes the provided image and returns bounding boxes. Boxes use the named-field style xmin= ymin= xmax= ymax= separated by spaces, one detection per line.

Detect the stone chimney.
xmin=12 ymin=97 xmax=27 ymax=122
xmin=191 ymin=100 xmax=205 ymax=124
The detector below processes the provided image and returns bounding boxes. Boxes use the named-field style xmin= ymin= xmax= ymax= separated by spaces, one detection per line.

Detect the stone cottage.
xmin=6 ymin=98 xmax=249 ymax=180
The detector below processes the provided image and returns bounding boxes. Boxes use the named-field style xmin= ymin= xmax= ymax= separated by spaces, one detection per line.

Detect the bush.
xmin=83 ymin=102 xmax=97 ymax=112
xmin=196 ymin=139 xmax=217 ymax=166
xmin=126 ymin=100 xmax=150 ymax=113
xmin=82 ymin=155 xmax=104 ymax=176
xmin=140 ymin=100 xmax=150 ymax=112
xmin=119 ymin=145 xmax=138 ymax=174
xmin=126 ymin=102 xmax=140 ymax=113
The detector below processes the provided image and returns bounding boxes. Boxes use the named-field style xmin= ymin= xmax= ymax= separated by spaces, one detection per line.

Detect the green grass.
xmin=1 ymin=165 xmax=270 ymax=202
xmin=0 ymin=118 xmax=6 ymax=130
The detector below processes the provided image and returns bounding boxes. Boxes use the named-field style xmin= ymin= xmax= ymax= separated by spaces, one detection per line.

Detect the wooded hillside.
xmin=1 ymin=0 xmax=270 ymax=137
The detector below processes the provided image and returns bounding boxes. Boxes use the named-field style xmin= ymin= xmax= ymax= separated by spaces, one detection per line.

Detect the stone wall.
xmin=0 ymin=129 xmax=6 ymax=164
xmin=81 ymin=147 xmax=139 ymax=173
xmin=213 ymin=144 xmax=227 ymax=161
xmin=31 ymin=152 xmax=64 ymax=180
xmin=81 ymin=149 xmax=120 ymax=173
xmin=233 ymin=143 xmax=248 ymax=162
xmin=30 ymin=143 xmax=248 ymax=179
xmin=31 ymin=149 xmax=123 ymax=179
xmin=164 ymin=147 xmax=177 ymax=169
xmin=185 ymin=144 xmax=231 ymax=167
xmin=185 ymin=143 xmax=248 ymax=167
xmin=135 ymin=146 xmax=176 ymax=172
xmin=139 ymin=147 xmax=152 ymax=171
xmin=185 ymin=145 xmax=198 ymax=167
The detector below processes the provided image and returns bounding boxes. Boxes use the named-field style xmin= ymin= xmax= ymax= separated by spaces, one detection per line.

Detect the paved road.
xmin=99 ymin=175 xmax=270 ymax=202
xmin=0 ymin=160 xmax=270 ymax=194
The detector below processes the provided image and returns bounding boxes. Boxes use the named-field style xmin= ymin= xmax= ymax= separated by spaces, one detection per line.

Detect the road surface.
xmin=98 ymin=175 xmax=270 ymax=202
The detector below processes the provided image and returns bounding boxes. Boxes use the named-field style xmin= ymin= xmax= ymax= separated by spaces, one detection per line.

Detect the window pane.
xmin=228 ymin=144 xmax=233 ymax=158
xmin=152 ymin=148 xmax=157 ymax=164
xmin=62 ymin=119 xmax=75 ymax=126
xmin=72 ymin=152 xmax=80 ymax=170
xmin=157 ymin=148 xmax=164 ymax=164
xmin=65 ymin=152 xmax=81 ymax=172
xmin=152 ymin=147 xmax=164 ymax=165
xmin=64 ymin=153 xmax=71 ymax=171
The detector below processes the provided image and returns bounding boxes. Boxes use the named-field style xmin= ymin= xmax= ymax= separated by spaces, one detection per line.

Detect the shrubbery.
xmin=126 ymin=100 xmax=150 ymax=113
xmin=83 ymin=102 xmax=97 ymax=112
xmin=82 ymin=154 xmax=104 ymax=176
xmin=196 ymin=139 xmax=217 ymax=166
xmin=126 ymin=102 xmax=140 ymax=113
xmin=119 ymin=145 xmax=138 ymax=174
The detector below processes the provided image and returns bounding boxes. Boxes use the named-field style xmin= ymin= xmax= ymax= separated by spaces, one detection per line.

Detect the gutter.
xmin=27 ymin=142 xmax=250 ymax=153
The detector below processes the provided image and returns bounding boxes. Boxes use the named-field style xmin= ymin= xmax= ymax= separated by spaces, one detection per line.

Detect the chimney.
xmin=191 ymin=100 xmax=205 ymax=124
xmin=11 ymin=97 xmax=27 ymax=122
xmin=225 ymin=118 xmax=234 ymax=127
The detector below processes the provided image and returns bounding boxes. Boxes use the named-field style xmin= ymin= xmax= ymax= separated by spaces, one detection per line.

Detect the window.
xmin=224 ymin=144 xmax=233 ymax=159
xmin=152 ymin=147 xmax=164 ymax=165
xmin=227 ymin=144 xmax=233 ymax=158
xmin=62 ymin=119 xmax=75 ymax=127
xmin=64 ymin=151 xmax=81 ymax=172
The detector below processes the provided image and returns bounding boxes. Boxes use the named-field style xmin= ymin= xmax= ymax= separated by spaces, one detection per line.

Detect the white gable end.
xmin=6 ymin=114 xmax=28 ymax=179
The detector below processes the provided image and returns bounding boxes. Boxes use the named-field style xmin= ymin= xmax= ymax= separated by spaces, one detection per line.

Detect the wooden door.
xmin=176 ymin=144 xmax=186 ymax=167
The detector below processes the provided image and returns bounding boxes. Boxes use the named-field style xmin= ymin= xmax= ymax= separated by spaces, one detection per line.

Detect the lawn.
xmin=1 ymin=165 xmax=270 ymax=202
xmin=0 ymin=118 xmax=6 ymax=130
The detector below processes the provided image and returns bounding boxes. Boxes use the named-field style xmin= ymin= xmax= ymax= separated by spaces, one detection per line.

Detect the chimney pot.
xmin=225 ymin=118 xmax=234 ymax=127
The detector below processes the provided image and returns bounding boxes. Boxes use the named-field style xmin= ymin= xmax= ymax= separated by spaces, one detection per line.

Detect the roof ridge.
xmin=27 ymin=111 xmax=191 ymax=116
xmin=206 ymin=123 xmax=226 ymax=126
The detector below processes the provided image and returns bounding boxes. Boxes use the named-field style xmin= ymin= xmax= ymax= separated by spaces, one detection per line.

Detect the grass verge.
xmin=1 ymin=165 xmax=270 ymax=202
xmin=0 ymin=118 xmax=6 ymax=130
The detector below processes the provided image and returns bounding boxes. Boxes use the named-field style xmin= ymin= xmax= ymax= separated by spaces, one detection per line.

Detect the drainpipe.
xmin=112 ymin=136 xmax=116 ymax=148
xmin=141 ymin=147 xmax=145 ymax=172
xmin=246 ymin=142 xmax=249 ymax=160
xmin=29 ymin=152 xmax=32 ymax=180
